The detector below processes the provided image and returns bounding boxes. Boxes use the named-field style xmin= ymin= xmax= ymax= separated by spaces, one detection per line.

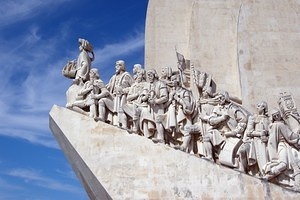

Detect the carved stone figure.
xmin=262 ymin=108 xmax=300 ymax=189
xmin=60 ymin=42 xmax=300 ymax=192
xmin=159 ymin=66 xmax=174 ymax=87
xmin=192 ymin=68 xmax=212 ymax=95
xmin=190 ymin=86 xmax=219 ymax=155
xmin=216 ymin=92 xmax=248 ymax=167
xmin=138 ymin=88 xmax=156 ymax=138
xmin=97 ymin=60 xmax=133 ymax=127
xmin=123 ymin=68 xmax=148 ymax=132
xmin=196 ymin=91 xmax=248 ymax=164
xmin=278 ymin=91 xmax=300 ymax=134
xmin=74 ymin=38 xmax=95 ymax=85
xmin=145 ymin=69 xmax=169 ymax=143
xmin=63 ymin=38 xmax=95 ymax=108
xmin=165 ymin=74 xmax=195 ymax=146
xmin=238 ymin=101 xmax=270 ymax=176
xmin=132 ymin=64 xmax=143 ymax=81
xmin=70 ymin=68 xmax=108 ymax=118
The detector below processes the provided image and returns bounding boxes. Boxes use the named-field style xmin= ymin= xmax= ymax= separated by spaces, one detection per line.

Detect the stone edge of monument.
xmin=49 ymin=105 xmax=300 ymax=199
xmin=49 ymin=106 xmax=112 ymax=200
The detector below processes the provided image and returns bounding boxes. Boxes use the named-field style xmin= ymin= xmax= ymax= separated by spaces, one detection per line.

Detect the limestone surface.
xmin=145 ymin=0 xmax=300 ymax=112
xmin=49 ymin=105 xmax=300 ymax=199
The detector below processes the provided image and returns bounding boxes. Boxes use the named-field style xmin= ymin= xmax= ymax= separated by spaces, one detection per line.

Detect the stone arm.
xmin=231 ymin=110 xmax=247 ymax=137
xmin=127 ymin=92 xmax=139 ymax=102
xmin=78 ymin=82 xmax=93 ymax=96
xmin=154 ymin=86 xmax=169 ymax=105
xmin=91 ymin=81 xmax=110 ymax=100
xmin=207 ymin=114 xmax=229 ymax=126
xmin=126 ymin=84 xmax=140 ymax=102
xmin=92 ymin=87 xmax=110 ymax=100
xmin=174 ymin=91 xmax=194 ymax=115
xmin=245 ymin=115 xmax=261 ymax=137
xmin=122 ymin=73 xmax=134 ymax=88
xmin=115 ymin=73 xmax=134 ymax=95
xmin=280 ymin=123 xmax=300 ymax=149
xmin=245 ymin=116 xmax=268 ymax=138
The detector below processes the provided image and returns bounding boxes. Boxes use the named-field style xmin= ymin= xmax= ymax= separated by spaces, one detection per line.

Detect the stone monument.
xmin=145 ymin=0 xmax=300 ymax=112
xmin=50 ymin=1 xmax=300 ymax=199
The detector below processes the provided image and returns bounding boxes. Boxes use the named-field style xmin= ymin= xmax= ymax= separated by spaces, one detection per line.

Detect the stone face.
xmin=49 ymin=105 xmax=300 ymax=199
xmin=145 ymin=0 xmax=300 ymax=112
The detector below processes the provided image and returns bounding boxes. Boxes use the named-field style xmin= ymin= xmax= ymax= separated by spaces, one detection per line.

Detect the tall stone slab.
xmin=145 ymin=0 xmax=300 ymax=112
xmin=49 ymin=105 xmax=300 ymax=199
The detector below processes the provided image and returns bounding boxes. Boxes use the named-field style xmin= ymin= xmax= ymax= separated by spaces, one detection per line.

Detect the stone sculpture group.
xmin=62 ymin=38 xmax=300 ymax=192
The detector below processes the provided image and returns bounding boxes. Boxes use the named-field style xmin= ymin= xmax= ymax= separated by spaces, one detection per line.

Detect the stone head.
xmin=115 ymin=60 xmax=126 ymax=74
xmin=270 ymin=108 xmax=281 ymax=122
xmin=89 ymin=68 xmax=100 ymax=80
xmin=219 ymin=91 xmax=230 ymax=105
xmin=78 ymin=38 xmax=93 ymax=52
xmin=256 ymin=101 xmax=268 ymax=115
xmin=147 ymin=69 xmax=158 ymax=83
xmin=160 ymin=67 xmax=172 ymax=79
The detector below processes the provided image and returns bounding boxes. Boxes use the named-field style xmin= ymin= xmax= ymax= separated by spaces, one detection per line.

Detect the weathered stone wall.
xmin=50 ymin=105 xmax=300 ymax=199
xmin=145 ymin=0 xmax=300 ymax=112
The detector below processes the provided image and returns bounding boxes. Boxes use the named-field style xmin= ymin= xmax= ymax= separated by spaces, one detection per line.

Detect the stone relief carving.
xmin=238 ymin=101 xmax=270 ymax=176
xmin=62 ymin=39 xmax=300 ymax=192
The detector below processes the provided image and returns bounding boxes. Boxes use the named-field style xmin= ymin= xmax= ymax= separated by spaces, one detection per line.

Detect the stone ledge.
xmin=49 ymin=105 xmax=299 ymax=199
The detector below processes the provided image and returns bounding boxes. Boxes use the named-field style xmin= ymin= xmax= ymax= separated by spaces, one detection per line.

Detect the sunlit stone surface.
xmin=49 ymin=105 xmax=299 ymax=199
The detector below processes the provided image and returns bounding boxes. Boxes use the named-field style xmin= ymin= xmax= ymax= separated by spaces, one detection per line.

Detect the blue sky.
xmin=0 ymin=0 xmax=148 ymax=199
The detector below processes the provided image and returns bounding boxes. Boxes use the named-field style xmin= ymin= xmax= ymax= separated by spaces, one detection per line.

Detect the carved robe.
xmin=75 ymin=50 xmax=92 ymax=82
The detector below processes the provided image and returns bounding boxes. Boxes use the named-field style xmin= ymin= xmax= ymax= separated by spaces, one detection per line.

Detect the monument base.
xmin=49 ymin=105 xmax=299 ymax=199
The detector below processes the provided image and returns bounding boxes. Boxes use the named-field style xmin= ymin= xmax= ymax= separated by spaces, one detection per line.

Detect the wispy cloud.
xmin=0 ymin=15 xmax=144 ymax=149
xmin=0 ymin=0 xmax=69 ymax=27
xmin=0 ymin=177 xmax=24 ymax=191
xmin=94 ymin=31 xmax=145 ymax=68
xmin=0 ymin=129 xmax=59 ymax=149
xmin=55 ymin=169 xmax=77 ymax=180
xmin=93 ymin=30 xmax=145 ymax=81
xmin=0 ymin=177 xmax=26 ymax=200
xmin=6 ymin=168 xmax=84 ymax=194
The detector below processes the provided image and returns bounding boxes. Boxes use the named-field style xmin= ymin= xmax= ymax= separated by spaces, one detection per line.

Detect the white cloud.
xmin=55 ymin=169 xmax=77 ymax=180
xmin=0 ymin=0 xmax=69 ymax=27
xmin=0 ymin=20 xmax=144 ymax=149
xmin=6 ymin=168 xmax=84 ymax=194
xmin=0 ymin=177 xmax=24 ymax=191
xmin=92 ymin=30 xmax=145 ymax=82
xmin=94 ymin=31 xmax=145 ymax=68
xmin=0 ymin=128 xmax=59 ymax=149
xmin=0 ymin=177 xmax=26 ymax=200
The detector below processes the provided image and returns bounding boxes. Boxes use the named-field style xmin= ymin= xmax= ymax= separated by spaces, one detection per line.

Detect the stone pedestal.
xmin=49 ymin=105 xmax=300 ymax=199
